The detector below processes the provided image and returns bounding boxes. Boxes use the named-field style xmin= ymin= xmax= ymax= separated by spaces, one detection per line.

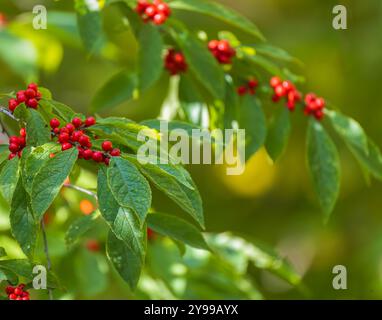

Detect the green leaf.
xmin=0 ymin=157 xmax=19 ymax=204
xmin=31 ymin=148 xmax=78 ymax=221
xmin=132 ymin=159 xmax=204 ymax=228
xmin=175 ymin=31 xmax=225 ymax=99
xmin=265 ymin=107 xmax=291 ymax=161
xmin=141 ymin=119 xmax=201 ymax=138
xmin=239 ymin=95 xmax=267 ymax=161
xmin=245 ymin=53 xmax=282 ymax=76
xmin=76 ymin=9 xmax=105 ymax=54
xmin=170 ymin=0 xmax=264 ymax=41
xmin=107 ymin=157 xmax=151 ymax=225
xmin=22 ymin=143 xmax=61 ymax=195
xmin=91 ymin=70 xmax=137 ymax=112
xmin=0 ymin=259 xmax=60 ymax=288
xmin=10 ymin=181 xmax=38 ymax=260
xmin=307 ymin=120 xmax=341 ymax=220
xmin=138 ymin=23 xmax=164 ymax=91
xmin=98 ymin=168 xmax=146 ymax=262
xmin=253 ymin=44 xmax=301 ymax=64
xmin=0 ymin=268 xmax=18 ymax=285
xmin=106 ymin=230 xmax=145 ymax=290
xmin=0 ymin=247 xmax=6 ymax=258
xmin=0 ymin=145 xmax=9 ymax=165
xmin=65 ymin=213 xmax=99 ymax=247
xmin=41 ymin=99 xmax=76 ymax=123
xmin=147 ymin=213 xmax=209 ymax=250
xmin=327 ymin=110 xmax=369 ymax=156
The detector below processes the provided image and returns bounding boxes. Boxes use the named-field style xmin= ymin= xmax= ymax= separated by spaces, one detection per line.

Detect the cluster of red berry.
xmin=8 ymin=128 xmax=26 ymax=160
xmin=237 ymin=78 xmax=259 ymax=96
xmin=49 ymin=117 xmax=120 ymax=165
xmin=6 ymin=284 xmax=30 ymax=300
xmin=208 ymin=40 xmax=236 ymax=64
xmin=86 ymin=239 xmax=100 ymax=252
xmin=270 ymin=76 xmax=302 ymax=111
xmin=164 ymin=49 xmax=188 ymax=75
xmin=8 ymin=83 xmax=42 ymax=113
xmin=303 ymin=93 xmax=326 ymax=120
xmin=135 ymin=0 xmax=171 ymax=25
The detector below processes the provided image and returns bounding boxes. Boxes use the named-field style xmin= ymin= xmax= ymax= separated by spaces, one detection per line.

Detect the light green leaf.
xmin=107 ymin=157 xmax=151 ymax=225
xmin=175 ymin=31 xmax=225 ymax=99
xmin=170 ymin=0 xmax=264 ymax=40
xmin=327 ymin=110 xmax=369 ymax=156
xmin=91 ymin=70 xmax=138 ymax=112
xmin=65 ymin=213 xmax=99 ymax=247
xmin=147 ymin=213 xmax=209 ymax=250
xmin=0 ymin=157 xmax=19 ymax=204
xmin=265 ymin=107 xmax=291 ymax=161
xmin=0 ymin=247 xmax=6 ymax=258
xmin=307 ymin=120 xmax=341 ymax=220
xmin=134 ymin=159 xmax=204 ymax=228
xmin=41 ymin=99 xmax=76 ymax=123
xmin=106 ymin=230 xmax=145 ymax=290
xmin=239 ymin=95 xmax=267 ymax=161
xmin=138 ymin=23 xmax=164 ymax=91
xmin=22 ymin=143 xmax=61 ymax=195
xmin=76 ymin=9 xmax=105 ymax=54
xmin=245 ymin=53 xmax=282 ymax=76
xmin=253 ymin=44 xmax=301 ymax=64
xmin=31 ymin=148 xmax=78 ymax=221
xmin=98 ymin=168 xmax=146 ymax=262
xmin=10 ymin=181 xmax=38 ymax=260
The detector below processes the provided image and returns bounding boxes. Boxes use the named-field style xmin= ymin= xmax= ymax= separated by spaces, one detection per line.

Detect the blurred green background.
xmin=1 ymin=0 xmax=382 ymax=299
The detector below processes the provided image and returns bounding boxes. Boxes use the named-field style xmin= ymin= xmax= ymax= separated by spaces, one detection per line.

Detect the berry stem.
xmin=41 ymin=219 xmax=54 ymax=301
xmin=63 ymin=183 xmax=98 ymax=201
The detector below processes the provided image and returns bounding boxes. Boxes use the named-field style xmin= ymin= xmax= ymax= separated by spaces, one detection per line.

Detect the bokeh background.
xmin=1 ymin=0 xmax=382 ymax=299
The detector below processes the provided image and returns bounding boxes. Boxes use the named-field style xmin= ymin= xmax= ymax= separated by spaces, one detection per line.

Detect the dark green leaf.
xmin=138 ymin=23 xmax=164 ymax=91
xmin=76 ymin=10 xmax=105 ymax=54
xmin=0 ymin=247 xmax=6 ymax=258
xmin=239 ymin=95 xmax=267 ymax=161
xmin=10 ymin=181 xmax=38 ymax=260
xmin=0 ymin=157 xmax=19 ymax=204
xmin=98 ymin=168 xmax=146 ymax=262
xmin=265 ymin=107 xmax=291 ymax=161
xmin=31 ymin=148 xmax=78 ymax=221
xmin=253 ymin=44 xmax=301 ymax=64
xmin=147 ymin=213 xmax=209 ymax=250
xmin=107 ymin=157 xmax=151 ymax=225
xmin=106 ymin=230 xmax=145 ymax=290
xmin=91 ymin=70 xmax=137 ymax=112
xmin=170 ymin=0 xmax=264 ymax=40
xmin=307 ymin=120 xmax=341 ymax=220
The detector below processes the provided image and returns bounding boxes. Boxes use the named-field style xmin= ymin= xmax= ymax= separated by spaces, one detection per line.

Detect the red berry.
xmin=9 ymin=136 xmax=19 ymax=144
xmin=18 ymin=284 xmax=26 ymax=290
xmin=9 ymin=143 xmax=20 ymax=153
xmin=18 ymin=136 xmax=26 ymax=147
xmin=53 ymin=128 xmax=60 ymax=134
xmin=145 ymin=5 xmax=157 ymax=17
xmin=62 ymin=143 xmax=73 ymax=151
xmin=5 ymin=286 xmax=14 ymax=294
xmin=153 ymin=13 xmax=166 ymax=24
xmin=92 ymin=151 xmax=104 ymax=163
xmin=102 ymin=141 xmax=113 ymax=152
xmin=58 ymin=132 xmax=70 ymax=143
xmin=14 ymin=288 xmax=22 ymax=295
xmin=9 ymin=293 xmax=17 ymax=300
xmin=86 ymin=239 xmax=100 ymax=252
xmin=104 ymin=157 xmax=110 ymax=166
xmin=65 ymin=123 xmax=75 ymax=133
xmin=8 ymin=98 xmax=18 ymax=112
xmin=83 ymin=149 xmax=93 ymax=160
xmin=28 ymin=83 xmax=38 ymax=91
xmin=27 ymin=98 xmax=38 ymax=109
xmin=85 ymin=117 xmax=96 ymax=127
xmin=315 ymin=97 xmax=325 ymax=109
xmin=78 ymin=135 xmax=91 ymax=147
xmin=50 ymin=118 xmax=60 ymax=128
xmin=110 ymin=148 xmax=121 ymax=157
xmin=49 ymin=153 xmax=55 ymax=158
xmin=156 ymin=2 xmax=170 ymax=16
xmin=282 ymin=80 xmax=294 ymax=92
xmin=270 ymin=76 xmax=281 ymax=88
xmin=314 ymin=110 xmax=324 ymax=120
xmin=16 ymin=91 xmax=26 ymax=103
xmin=237 ymin=86 xmax=247 ymax=96
xmin=25 ymin=88 xmax=36 ymax=98
xmin=71 ymin=131 xmax=83 ymax=142
xmin=274 ymin=85 xmax=286 ymax=97
xmin=20 ymin=128 xmax=26 ymax=137
xmin=208 ymin=40 xmax=219 ymax=50
xmin=72 ymin=117 xmax=83 ymax=128
xmin=248 ymin=79 xmax=258 ymax=88
xmin=8 ymin=153 xmax=17 ymax=160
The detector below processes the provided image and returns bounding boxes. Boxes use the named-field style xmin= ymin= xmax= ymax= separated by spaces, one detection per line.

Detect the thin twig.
xmin=0 ymin=106 xmax=19 ymax=121
xmin=41 ymin=220 xmax=54 ymax=301
xmin=63 ymin=183 xmax=98 ymax=201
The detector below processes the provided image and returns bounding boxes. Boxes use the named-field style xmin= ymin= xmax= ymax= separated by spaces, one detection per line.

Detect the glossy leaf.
xmin=0 ymin=157 xmax=19 ymax=204
xmin=65 ymin=213 xmax=99 ymax=247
